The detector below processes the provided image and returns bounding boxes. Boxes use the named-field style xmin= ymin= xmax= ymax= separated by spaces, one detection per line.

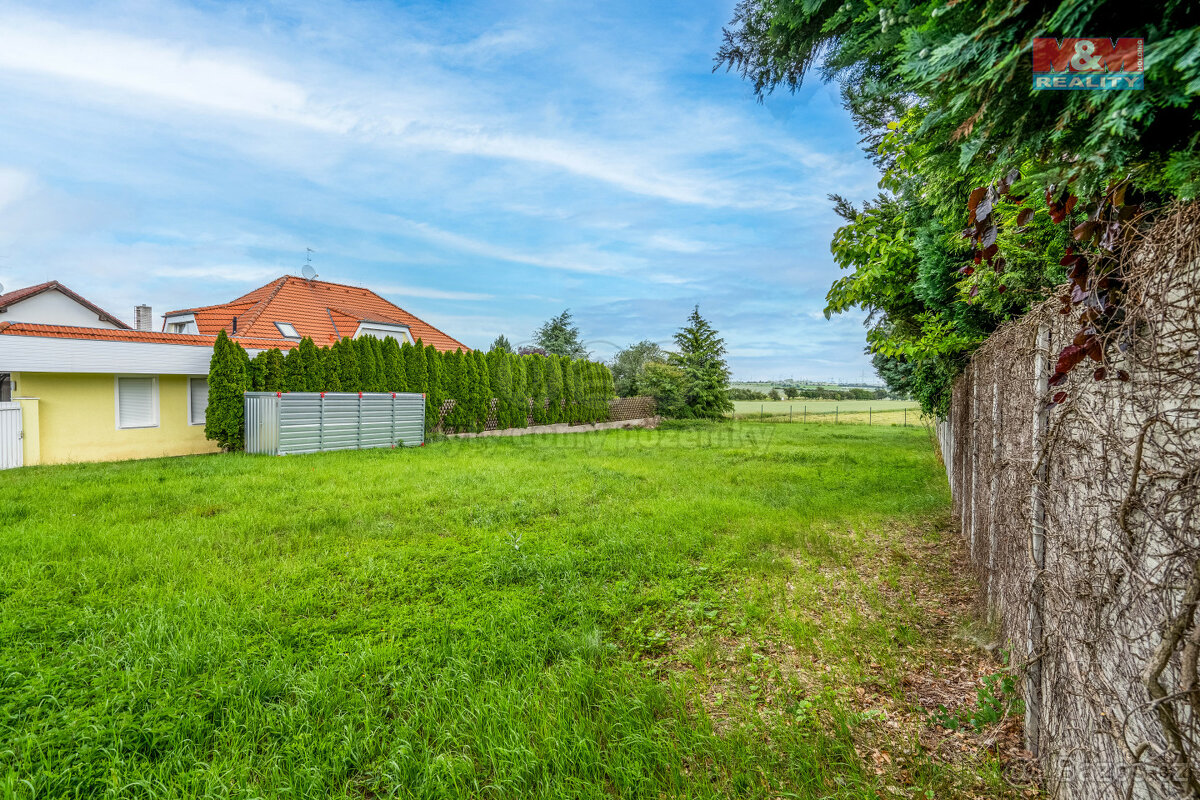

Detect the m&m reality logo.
xmin=1032 ymin=38 xmax=1144 ymax=90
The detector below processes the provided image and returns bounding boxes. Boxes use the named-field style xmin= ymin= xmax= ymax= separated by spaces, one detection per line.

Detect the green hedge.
xmin=206 ymin=335 xmax=616 ymax=448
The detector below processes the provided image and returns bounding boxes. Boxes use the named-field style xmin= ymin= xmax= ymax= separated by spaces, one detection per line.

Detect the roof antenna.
xmin=302 ymin=248 xmax=318 ymax=283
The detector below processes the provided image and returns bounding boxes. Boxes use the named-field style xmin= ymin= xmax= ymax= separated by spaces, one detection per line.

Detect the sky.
xmin=0 ymin=0 xmax=884 ymax=382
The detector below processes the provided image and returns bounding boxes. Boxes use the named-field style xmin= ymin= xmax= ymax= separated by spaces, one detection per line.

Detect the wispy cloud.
xmin=0 ymin=0 xmax=883 ymax=380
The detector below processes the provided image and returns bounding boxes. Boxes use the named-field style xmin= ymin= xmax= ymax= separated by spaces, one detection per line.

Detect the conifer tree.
xmin=335 ymin=338 xmax=360 ymax=390
xmin=356 ymin=338 xmax=376 ymax=392
xmin=281 ymin=345 xmax=303 ymax=392
xmin=298 ymin=338 xmax=321 ymax=391
xmin=510 ymin=352 xmax=528 ymax=428
xmin=469 ymin=350 xmax=492 ymax=432
xmin=320 ymin=345 xmax=342 ymax=392
xmin=424 ymin=343 xmax=444 ymax=429
xmin=544 ymin=354 xmax=564 ymax=424
xmin=526 ymin=355 xmax=547 ymax=425
xmin=262 ymin=348 xmax=284 ymax=392
xmin=382 ymin=337 xmax=406 ymax=392
xmin=443 ymin=350 xmax=469 ymax=432
xmin=404 ymin=339 xmax=427 ymax=395
xmin=671 ymin=306 xmax=733 ymax=418
xmin=205 ymin=329 xmax=249 ymax=451
xmin=487 ymin=349 xmax=513 ymax=428
xmin=561 ymin=358 xmax=578 ymax=423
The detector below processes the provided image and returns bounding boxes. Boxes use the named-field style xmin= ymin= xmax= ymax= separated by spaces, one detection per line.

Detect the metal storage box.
xmin=244 ymin=392 xmax=425 ymax=455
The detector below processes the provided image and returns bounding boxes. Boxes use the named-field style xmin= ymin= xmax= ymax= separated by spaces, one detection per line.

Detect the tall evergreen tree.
xmin=671 ymin=306 xmax=733 ymax=418
xmin=562 ymin=358 xmax=578 ymax=423
xmin=532 ymin=310 xmax=589 ymax=358
xmin=424 ymin=344 xmax=444 ymax=430
xmin=544 ymin=355 xmax=564 ymax=424
xmin=336 ymin=338 xmax=361 ymax=390
xmin=487 ymin=349 xmax=513 ymax=428
xmin=247 ymin=352 xmax=266 ymax=392
xmin=490 ymin=334 xmax=514 ymax=353
xmin=403 ymin=340 xmax=427 ymax=395
xmin=526 ymin=355 xmax=547 ymax=425
xmin=469 ymin=350 xmax=492 ymax=432
xmin=281 ymin=346 xmax=302 ymax=392
xmin=320 ymin=345 xmax=342 ymax=392
xmin=356 ymin=338 xmax=377 ymax=392
xmin=509 ymin=352 xmax=528 ymax=428
xmin=443 ymin=350 xmax=469 ymax=432
xmin=382 ymin=337 xmax=407 ymax=392
xmin=204 ymin=329 xmax=248 ymax=451
xmin=298 ymin=337 xmax=321 ymax=391
xmin=262 ymin=348 xmax=284 ymax=392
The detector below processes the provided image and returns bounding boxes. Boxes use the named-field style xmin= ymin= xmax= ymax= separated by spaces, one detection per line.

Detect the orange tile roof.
xmin=0 ymin=321 xmax=296 ymax=350
xmin=0 ymin=281 xmax=131 ymax=329
xmin=165 ymin=275 xmax=468 ymax=351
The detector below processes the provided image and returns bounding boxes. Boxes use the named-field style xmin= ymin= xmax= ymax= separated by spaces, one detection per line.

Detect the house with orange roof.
xmin=162 ymin=275 xmax=467 ymax=351
xmin=0 ymin=275 xmax=466 ymax=467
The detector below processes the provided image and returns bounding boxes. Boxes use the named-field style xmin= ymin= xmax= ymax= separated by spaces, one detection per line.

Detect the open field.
xmin=733 ymin=399 xmax=922 ymax=426
xmin=0 ymin=421 xmax=1028 ymax=799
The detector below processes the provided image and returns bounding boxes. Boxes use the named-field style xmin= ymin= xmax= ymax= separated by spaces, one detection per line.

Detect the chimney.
xmin=135 ymin=305 xmax=153 ymax=331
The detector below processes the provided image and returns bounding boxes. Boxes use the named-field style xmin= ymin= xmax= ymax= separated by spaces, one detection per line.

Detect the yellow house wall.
xmin=12 ymin=372 xmax=220 ymax=465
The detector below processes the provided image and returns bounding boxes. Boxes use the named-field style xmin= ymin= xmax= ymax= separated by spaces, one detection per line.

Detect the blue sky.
xmin=0 ymin=0 xmax=883 ymax=382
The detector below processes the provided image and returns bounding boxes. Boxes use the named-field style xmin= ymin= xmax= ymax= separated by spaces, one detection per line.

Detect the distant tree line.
xmin=729 ymin=386 xmax=890 ymax=402
xmin=204 ymin=329 xmax=614 ymax=451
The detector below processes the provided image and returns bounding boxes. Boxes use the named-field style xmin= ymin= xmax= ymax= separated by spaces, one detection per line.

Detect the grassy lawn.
xmin=0 ymin=421 xmax=1026 ymax=799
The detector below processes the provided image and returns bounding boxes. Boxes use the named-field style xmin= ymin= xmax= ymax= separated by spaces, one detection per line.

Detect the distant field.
xmin=732 ymin=398 xmax=922 ymax=425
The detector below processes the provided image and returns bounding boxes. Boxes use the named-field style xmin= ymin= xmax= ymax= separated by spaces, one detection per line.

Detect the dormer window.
xmin=274 ymin=321 xmax=301 ymax=339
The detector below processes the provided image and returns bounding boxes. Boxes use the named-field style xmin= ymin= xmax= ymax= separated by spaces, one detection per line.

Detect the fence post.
xmin=760 ymin=403 xmax=764 ymax=420
xmin=804 ymin=405 xmax=806 ymax=423
xmin=869 ymin=406 xmax=872 ymax=425
xmin=1025 ymin=322 xmax=1050 ymax=757
xmin=904 ymin=407 xmax=907 ymax=427
xmin=835 ymin=406 xmax=838 ymax=424
xmin=969 ymin=365 xmax=979 ymax=562
xmin=988 ymin=376 xmax=1000 ymax=615
xmin=789 ymin=405 xmax=793 ymax=422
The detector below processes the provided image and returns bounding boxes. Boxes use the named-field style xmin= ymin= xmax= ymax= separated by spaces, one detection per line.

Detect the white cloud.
xmin=374 ymin=283 xmax=493 ymax=301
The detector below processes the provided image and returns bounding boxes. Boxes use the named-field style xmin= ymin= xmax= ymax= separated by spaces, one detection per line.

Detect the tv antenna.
xmin=302 ymin=248 xmax=317 ymax=282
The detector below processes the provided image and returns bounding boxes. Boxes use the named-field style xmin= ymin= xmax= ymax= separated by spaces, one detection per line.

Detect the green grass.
xmin=0 ymin=421 xmax=1018 ymax=799
xmin=732 ymin=399 xmax=921 ymax=426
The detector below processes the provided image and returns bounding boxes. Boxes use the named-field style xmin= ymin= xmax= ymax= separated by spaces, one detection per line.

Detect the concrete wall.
xmin=12 ymin=372 xmax=219 ymax=465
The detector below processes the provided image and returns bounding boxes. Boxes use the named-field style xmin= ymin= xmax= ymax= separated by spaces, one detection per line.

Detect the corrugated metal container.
xmin=0 ymin=401 xmax=22 ymax=469
xmin=244 ymin=392 xmax=425 ymax=455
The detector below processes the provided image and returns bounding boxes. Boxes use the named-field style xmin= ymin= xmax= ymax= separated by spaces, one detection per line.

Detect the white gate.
xmin=0 ymin=402 xmax=22 ymax=469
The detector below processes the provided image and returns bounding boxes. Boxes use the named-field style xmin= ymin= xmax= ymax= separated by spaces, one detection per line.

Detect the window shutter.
xmin=189 ymin=378 xmax=209 ymax=425
xmin=118 ymin=377 xmax=156 ymax=428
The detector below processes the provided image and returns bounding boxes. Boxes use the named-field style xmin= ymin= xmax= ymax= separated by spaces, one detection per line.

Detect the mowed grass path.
xmin=0 ymin=421 xmax=1011 ymax=799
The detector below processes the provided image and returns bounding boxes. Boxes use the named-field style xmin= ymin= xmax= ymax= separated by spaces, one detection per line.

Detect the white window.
xmin=167 ymin=322 xmax=188 ymax=334
xmin=115 ymin=376 xmax=159 ymax=429
xmin=188 ymin=377 xmax=208 ymax=426
xmin=274 ymin=321 xmax=301 ymax=339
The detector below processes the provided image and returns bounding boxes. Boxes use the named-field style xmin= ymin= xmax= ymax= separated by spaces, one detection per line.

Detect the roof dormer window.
xmin=274 ymin=321 xmax=301 ymax=339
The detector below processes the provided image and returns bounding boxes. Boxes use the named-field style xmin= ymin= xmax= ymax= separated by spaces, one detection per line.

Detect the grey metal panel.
xmin=245 ymin=391 xmax=425 ymax=456
xmin=0 ymin=401 xmax=22 ymax=469
xmin=244 ymin=393 xmax=281 ymax=455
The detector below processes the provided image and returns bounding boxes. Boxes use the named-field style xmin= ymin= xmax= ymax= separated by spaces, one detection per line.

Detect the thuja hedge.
xmin=205 ymin=329 xmax=616 ymax=450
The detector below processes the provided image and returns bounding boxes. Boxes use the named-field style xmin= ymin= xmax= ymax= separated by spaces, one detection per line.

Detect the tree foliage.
xmin=670 ymin=306 xmax=733 ymax=419
xmin=717 ymin=0 xmax=1199 ymax=414
xmin=533 ymin=310 xmax=589 ymax=359
xmin=204 ymin=330 xmax=248 ymax=452
xmin=610 ymin=340 xmax=667 ymax=397
xmin=489 ymin=334 xmax=514 ymax=353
